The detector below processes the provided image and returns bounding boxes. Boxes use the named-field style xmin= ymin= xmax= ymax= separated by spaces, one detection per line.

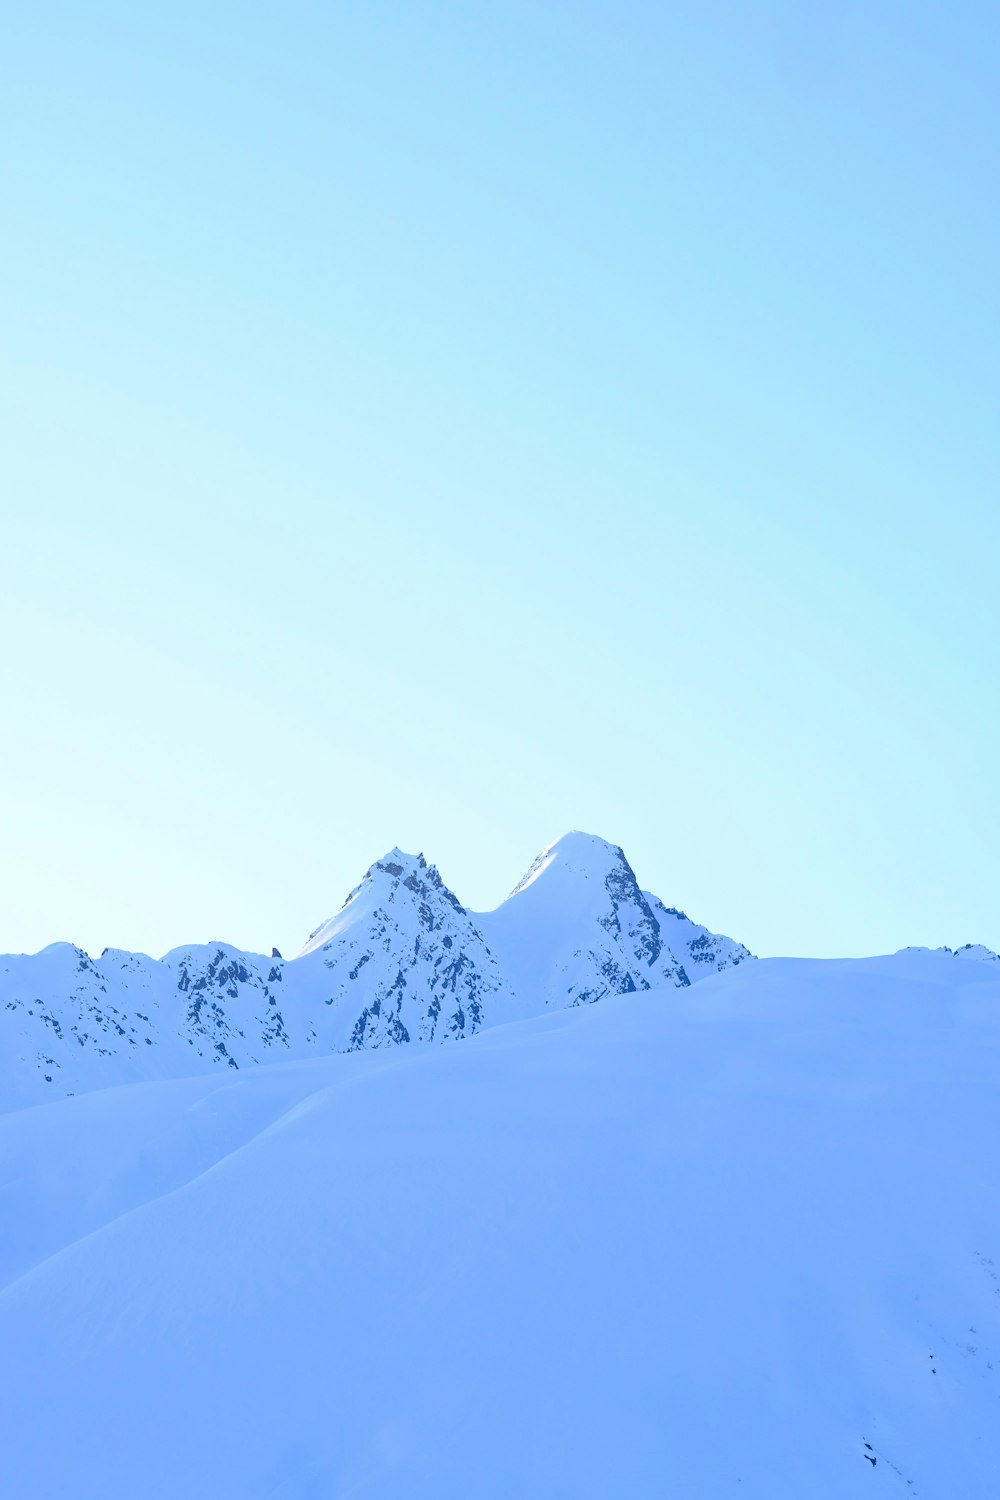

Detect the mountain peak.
xmin=478 ymin=833 xmax=683 ymax=1009
xmin=372 ymin=847 xmax=428 ymax=878
xmin=509 ymin=831 xmax=631 ymax=898
xmin=297 ymin=847 xmax=463 ymax=958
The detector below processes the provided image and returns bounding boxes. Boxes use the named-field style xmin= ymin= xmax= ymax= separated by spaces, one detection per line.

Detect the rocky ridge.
xmin=2 ymin=832 xmax=748 ymax=1108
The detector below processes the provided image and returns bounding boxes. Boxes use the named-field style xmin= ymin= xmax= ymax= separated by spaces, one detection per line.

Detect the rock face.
xmin=297 ymin=849 xmax=513 ymax=1050
xmin=0 ymin=832 xmax=751 ymax=1108
xmin=642 ymin=892 xmax=754 ymax=979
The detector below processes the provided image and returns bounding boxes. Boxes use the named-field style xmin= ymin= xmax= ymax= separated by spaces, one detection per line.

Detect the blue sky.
xmin=2 ymin=1 xmax=998 ymax=959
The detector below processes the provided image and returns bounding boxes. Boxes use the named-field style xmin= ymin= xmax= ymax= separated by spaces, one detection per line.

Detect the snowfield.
xmin=2 ymin=946 xmax=999 ymax=1498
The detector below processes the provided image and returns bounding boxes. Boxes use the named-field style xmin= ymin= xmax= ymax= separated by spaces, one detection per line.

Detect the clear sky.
xmin=2 ymin=1 xmax=998 ymax=961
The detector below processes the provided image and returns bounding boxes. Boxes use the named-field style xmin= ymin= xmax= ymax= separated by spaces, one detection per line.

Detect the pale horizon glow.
xmin=2 ymin=2 xmax=999 ymax=962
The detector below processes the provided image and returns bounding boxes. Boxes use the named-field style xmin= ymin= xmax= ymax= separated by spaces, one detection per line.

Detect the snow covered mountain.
xmin=475 ymin=831 xmax=751 ymax=1009
xmin=0 ymin=833 xmax=749 ymax=1109
xmin=2 ymin=948 xmax=999 ymax=1498
xmin=4 ymin=847 xmax=1000 ymax=1496
xmin=295 ymin=848 xmax=513 ymax=1048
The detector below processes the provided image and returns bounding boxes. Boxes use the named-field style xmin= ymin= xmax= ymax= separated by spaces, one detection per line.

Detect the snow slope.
xmin=0 ymin=834 xmax=749 ymax=1108
xmin=1 ymin=948 xmax=998 ymax=1498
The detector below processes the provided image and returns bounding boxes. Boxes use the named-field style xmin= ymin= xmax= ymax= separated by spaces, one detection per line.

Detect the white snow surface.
xmin=0 ymin=833 xmax=750 ymax=1109
xmin=1 ymin=948 xmax=999 ymax=1497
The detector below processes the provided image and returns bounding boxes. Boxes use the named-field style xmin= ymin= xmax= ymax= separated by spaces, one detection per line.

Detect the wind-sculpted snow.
xmin=1 ymin=950 xmax=999 ymax=1497
xmin=0 ymin=833 xmax=752 ymax=1108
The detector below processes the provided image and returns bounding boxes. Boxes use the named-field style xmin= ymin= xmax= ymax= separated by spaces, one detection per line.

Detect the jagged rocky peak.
xmin=298 ymin=847 xmax=464 ymax=958
xmin=364 ymin=847 xmax=444 ymax=891
xmin=291 ymin=847 xmax=512 ymax=1052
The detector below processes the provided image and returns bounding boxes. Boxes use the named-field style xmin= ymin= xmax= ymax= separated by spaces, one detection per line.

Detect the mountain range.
xmin=3 ymin=832 xmax=1000 ymax=1495
xmin=3 ymin=944 xmax=1000 ymax=1497
xmin=0 ymin=832 xmax=752 ymax=1109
